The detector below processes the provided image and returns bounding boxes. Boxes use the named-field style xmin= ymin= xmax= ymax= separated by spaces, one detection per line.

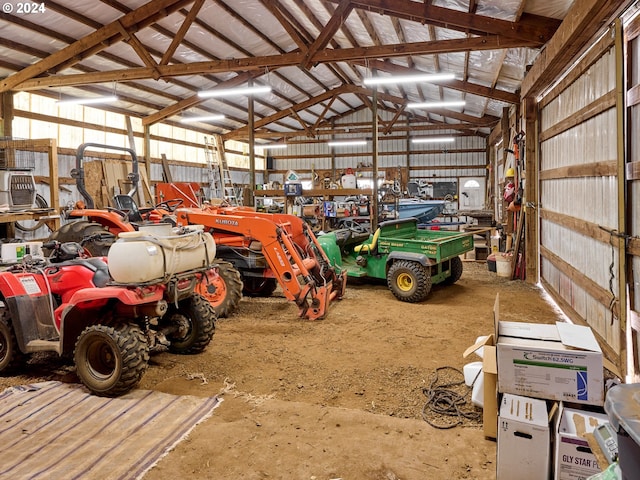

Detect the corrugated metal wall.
xmin=268 ymin=108 xmax=487 ymax=184
xmin=538 ymin=27 xmax=623 ymax=356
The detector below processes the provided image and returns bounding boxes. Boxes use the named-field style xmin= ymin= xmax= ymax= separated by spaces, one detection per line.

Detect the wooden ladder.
xmin=209 ymin=135 xmax=239 ymax=206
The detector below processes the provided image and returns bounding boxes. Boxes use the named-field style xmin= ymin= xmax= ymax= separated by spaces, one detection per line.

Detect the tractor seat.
xmin=113 ymin=194 xmax=143 ymax=222
xmin=353 ymin=227 xmax=381 ymax=254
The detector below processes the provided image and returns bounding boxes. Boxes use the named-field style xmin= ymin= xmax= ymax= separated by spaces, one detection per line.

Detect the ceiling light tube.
xmin=363 ymin=73 xmax=455 ymax=86
xmin=57 ymin=95 xmax=118 ymax=106
xmin=180 ymin=114 xmax=225 ymax=123
xmin=407 ymin=100 xmax=466 ymax=109
xmin=198 ymin=85 xmax=272 ymax=98
xmin=327 ymin=140 xmax=368 ymax=147
xmin=412 ymin=137 xmax=455 ymax=144
xmin=256 ymin=143 xmax=287 ymax=150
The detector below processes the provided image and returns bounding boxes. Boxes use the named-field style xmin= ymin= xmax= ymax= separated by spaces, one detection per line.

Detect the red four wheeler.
xmin=0 ymin=238 xmax=217 ymax=397
xmin=51 ymin=142 xmax=243 ymax=319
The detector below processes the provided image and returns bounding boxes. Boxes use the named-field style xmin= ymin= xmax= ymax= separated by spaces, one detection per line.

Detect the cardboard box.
xmin=1 ymin=242 xmax=43 ymax=263
xmin=463 ymin=295 xmax=499 ymax=439
xmin=555 ymin=403 xmax=608 ymax=480
xmin=464 ymin=293 xmax=605 ymax=439
xmin=497 ymin=320 xmax=604 ymax=405
xmin=497 ymin=393 xmax=552 ymax=480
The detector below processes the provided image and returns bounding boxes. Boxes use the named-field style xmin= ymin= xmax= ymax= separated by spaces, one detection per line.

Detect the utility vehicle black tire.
xmin=166 ymin=294 xmax=216 ymax=354
xmin=195 ymin=262 xmax=243 ymax=318
xmin=387 ymin=260 xmax=431 ymax=303
xmin=0 ymin=310 xmax=25 ymax=373
xmin=74 ymin=323 xmax=149 ymax=397
xmin=443 ymin=256 xmax=464 ymax=285
xmin=242 ymin=277 xmax=278 ymax=297
xmin=49 ymin=221 xmax=116 ymax=257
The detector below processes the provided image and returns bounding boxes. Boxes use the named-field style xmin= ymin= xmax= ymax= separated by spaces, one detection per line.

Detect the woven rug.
xmin=0 ymin=381 xmax=222 ymax=480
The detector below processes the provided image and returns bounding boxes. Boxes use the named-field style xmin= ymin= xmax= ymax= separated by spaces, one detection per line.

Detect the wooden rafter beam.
xmin=260 ymin=0 xmax=308 ymax=51
xmin=334 ymin=0 xmax=560 ymax=44
xmin=521 ymin=0 xmax=630 ymax=97
xmin=289 ymin=108 xmax=315 ymax=138
xmin=352 ymin=59 xmax=519 ymax=104
xmin=224 ymin=86 xmax=347 ymax=139
xmin=115 ymin=21 xmax=162 ymax=79
xmin=142 ymin=71 xmax=260 ymax=126
xmin=14 ymin=35 xmax=537 ymax=92
xmin=312 ymin=96 xmax=337 ymax=130
xmin=224 ymin=83 xmax=497 ymax=140
xmin=383 ymin=104 xmax=407 ymax=135
xmin=0 ymin=0 xmax=192 ymax=93
xmin=303 ymin=0 xmax=353 ymax=68
xmin=160 ymin=0 xmax=206 ymax=66
xmin=249 ymin=122 xmax=489 ymax=139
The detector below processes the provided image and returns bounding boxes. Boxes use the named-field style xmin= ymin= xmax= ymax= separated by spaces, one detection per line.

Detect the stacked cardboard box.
xmin=465 ymin=293 xmax=609 ymax=480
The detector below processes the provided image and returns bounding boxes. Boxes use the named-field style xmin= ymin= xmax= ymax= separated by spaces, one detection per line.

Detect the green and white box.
xmin=497 ymin=321 xmax=603 ymax=406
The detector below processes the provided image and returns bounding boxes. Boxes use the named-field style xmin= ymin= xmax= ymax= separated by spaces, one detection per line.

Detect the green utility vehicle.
xmin=318 ymin=218 xmax=474 ymax=303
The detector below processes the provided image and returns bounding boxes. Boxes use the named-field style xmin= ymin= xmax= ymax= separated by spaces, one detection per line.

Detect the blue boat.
xmin=383 ymin=199 xmax=447 ymax=224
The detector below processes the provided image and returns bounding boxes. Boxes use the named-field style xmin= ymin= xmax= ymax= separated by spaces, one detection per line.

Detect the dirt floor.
xmin=0 ymin=260 xmax=565 ymax=480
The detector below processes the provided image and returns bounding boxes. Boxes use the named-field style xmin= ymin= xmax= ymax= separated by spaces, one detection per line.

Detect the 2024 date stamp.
xmin=2 ymin=2 xmax=46 ymax=14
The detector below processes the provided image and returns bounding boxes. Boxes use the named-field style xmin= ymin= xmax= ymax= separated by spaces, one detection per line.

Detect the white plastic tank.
xmin=341 ymin=168 xmax=357 ymax=189
xmin=108 ymin=225 xmax=216 ymax=283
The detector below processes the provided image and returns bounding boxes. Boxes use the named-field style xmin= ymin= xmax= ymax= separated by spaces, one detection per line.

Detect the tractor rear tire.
xmin=242 ymin=277 xmax=278 ymax=297
xmin=0 ymin=310 xmax=25 ymax=373
xmin=387 ymin=260 xmax=432 ymax=303
xmin=74 ymin=323 xmax=149 ymax=397
xmin=443 ymin=256 xmax=464 ymax=285
xmin=166 ymin=294 xmax=216 ymax=354
xmin=195 ymin=262 xmax=243 ymax=318
xmin=49 ymin=220 xmax=116 ymax=257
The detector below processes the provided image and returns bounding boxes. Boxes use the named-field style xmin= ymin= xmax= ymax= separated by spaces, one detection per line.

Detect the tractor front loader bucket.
xmin=175 ymin=206 xmax=346 ymax=320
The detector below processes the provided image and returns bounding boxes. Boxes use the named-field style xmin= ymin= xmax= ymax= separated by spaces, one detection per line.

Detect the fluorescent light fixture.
xmin=412 ymin=137 xmax=455 ymax=144
xmin=180 ymin=114 xmax=225 ymax=123
xmin=198 ymin=85 xmax=272 ymax=98
xmin=407 ymin=100 xmax=466 ymax=109
xmin=363 ymin=73 xmax=455 ymax=86
xmin=256 ymin=143 xmax=287 ymax=150
xmin=327 ymin=140 xmax=368 ymax=147
xmin=57 ymin=95 xmax=118 ymax=106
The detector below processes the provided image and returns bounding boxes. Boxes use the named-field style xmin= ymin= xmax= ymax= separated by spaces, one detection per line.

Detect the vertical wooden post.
xmin=143 ymin=125 xmax=151 ymax=185
xmin=371 ymin=88 xmax=379 ymax=231
xmin=614 ymin=19 xmax=628 ymax=379
xmin=0 ymin=91 xmax=14 ymax=138
xmin=248 ymin=79 xmax=255 ymax=207
xmin=523 ymin=97 xmax=538 ymax=284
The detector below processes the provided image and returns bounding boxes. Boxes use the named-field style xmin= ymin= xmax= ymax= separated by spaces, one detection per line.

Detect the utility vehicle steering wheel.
xmin=341 ymin=219 xmax=369 ymax=234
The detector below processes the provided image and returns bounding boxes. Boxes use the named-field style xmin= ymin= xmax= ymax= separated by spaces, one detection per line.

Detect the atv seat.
xmin=113 ymin=194 xmax=143 ymax=222
xmin=353 ymin=227 xmax=381 ymax=254
xmin=57 ymin=258 xmax=110 ymax=288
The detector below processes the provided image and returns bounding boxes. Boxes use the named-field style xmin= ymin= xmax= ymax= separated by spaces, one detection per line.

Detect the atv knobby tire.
xmin=387 ymin=260 xmax=432 ymax=303
xmin=195 ymin=261 xmax=243 ymax=318
xmin=443 ymin=256 xmax=464 ymax=285
xmin=74 ymin=323 xmax=149 ymax=397
xmin=242 ymin=277 xmax=278 ymax=297
xmin=166 ymin=294 xmax=216 ymax=354
xmin=0 ymin=309 xmax=25 ymax=373
xmin=49 ymin=220 xmax=116 ymax=257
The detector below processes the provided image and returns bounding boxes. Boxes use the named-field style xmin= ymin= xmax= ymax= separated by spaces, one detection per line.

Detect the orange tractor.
xmin=53 ymin=143 xmax=345 ymax=320
xmin=173 ymin=205 xmax=346 ymax=320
